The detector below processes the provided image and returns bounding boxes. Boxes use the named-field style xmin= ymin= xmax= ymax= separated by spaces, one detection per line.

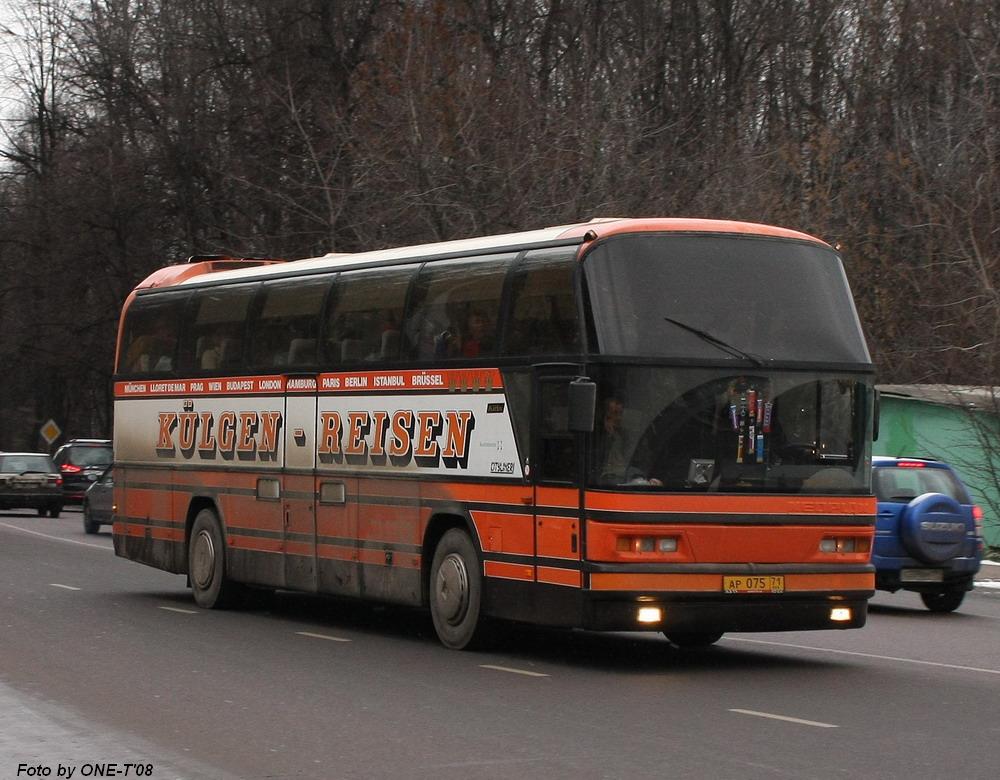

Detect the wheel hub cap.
xmin=435 ymin=553 xmax=469 ymax=625
xmin=191 ymin=529 xmax=216 ymax=589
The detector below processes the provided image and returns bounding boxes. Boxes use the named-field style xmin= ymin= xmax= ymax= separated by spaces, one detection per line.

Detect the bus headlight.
xmin=616 ymin=536 xmax=679 ymax=554
xmin=637 ymin=607 xmax=663 ymax=624
xmin=820 ymin=537 xmax=870 ymax=553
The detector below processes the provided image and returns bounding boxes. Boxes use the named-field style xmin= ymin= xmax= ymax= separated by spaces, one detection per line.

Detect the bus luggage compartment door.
xmin=284 ymin=378 xmax=318 ymax=591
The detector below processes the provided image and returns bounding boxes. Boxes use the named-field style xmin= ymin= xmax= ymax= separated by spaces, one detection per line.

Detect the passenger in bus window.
xmin=125 ymin=313 xmax=174 ymax=373
xmin=460 ymin=310 xmax=493 ymax=357
xmin=595 ymin=396 xmax=662 ymax=486
xmin=198 ymin=332 xmax=225 ymax=370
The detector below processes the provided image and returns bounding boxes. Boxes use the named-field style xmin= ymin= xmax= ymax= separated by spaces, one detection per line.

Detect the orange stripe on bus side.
xmin=316 ymin=543 xmax=355 ymax=563
xmin=536 ymin=566 xmax=582 ymax=588
xmin=357 ymin=548 xmax=420 ymax=569
xmin=484 ymin=560 xmax=534 ymax=582
xmin=228 ymin=534 xmax=283 ymax=554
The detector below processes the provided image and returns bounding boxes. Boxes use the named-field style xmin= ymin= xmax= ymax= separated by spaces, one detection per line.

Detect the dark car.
xmin=52 ymin=439 xmax=113 ymax=504
xmin=82 ymin=465 xmax=114 ymax=534
xmin=0 ymin=452 xmax=63 ymax=517
xmin=872 ymin=456 xmax=984 ymax=612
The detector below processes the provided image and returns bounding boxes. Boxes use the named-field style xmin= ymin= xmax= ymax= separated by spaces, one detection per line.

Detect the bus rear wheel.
xmin=429 ymin=528 xmax=490 ymax=650
xmin=188 ymin=509 xmax=243 ymax=609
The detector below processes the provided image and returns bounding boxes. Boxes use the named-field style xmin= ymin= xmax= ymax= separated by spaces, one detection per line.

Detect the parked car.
xmin=0 ymin=452 xmax=63 ymax=517
xmin=872 ymin=456 xmax=984 ymax=612
xmin=82 ymin=465 xmax=114 ymax=534
xmin=52 ymin=439 xmax=113 ymax=504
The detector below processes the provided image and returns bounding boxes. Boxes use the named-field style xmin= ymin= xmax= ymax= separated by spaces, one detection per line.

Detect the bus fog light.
xmin=830 ymin=607 xmax=852 ymax=622
xmin=657 ymin=537 xmax=678 ymax=553
xmin=637 ymin=607 xmax=662 ymax=624
xmin=819 ymin=538 xmax=837 ymax=553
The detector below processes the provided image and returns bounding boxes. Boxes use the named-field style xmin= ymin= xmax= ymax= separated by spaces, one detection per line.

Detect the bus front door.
xmin=532 ymin=371 xmax=584 ymax=592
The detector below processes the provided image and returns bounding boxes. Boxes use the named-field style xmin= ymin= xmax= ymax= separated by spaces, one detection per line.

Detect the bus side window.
xmin=503 ymin=248 xmax=581 ymax=357
xmin=177 ymin=283 xmax=256 ymax=374
xmin=402 ymin=253 xmax=513 ymax=361
xmin=249 ymin=277 xmax=330 ymax=371
xmin=325 ymin=266 xmax=414 ymax=366
xmin=119 ymin=295 xmax=187 ymax=375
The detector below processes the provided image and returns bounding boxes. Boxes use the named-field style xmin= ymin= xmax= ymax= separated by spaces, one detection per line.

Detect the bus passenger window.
xmin=250 ymin=277 xmax=330 ymax=370
xmin=503 ymin=248 xmax=581 ymax=357
xmin=403 ymin=253 xmax=513 ymax=361
xmin=325 ymin=266 xmax=414 ymax=366
xmin=179 ymin=283 xmax=256 ymax=374
xmin=120 ymin=296 xmax=186 ymax=375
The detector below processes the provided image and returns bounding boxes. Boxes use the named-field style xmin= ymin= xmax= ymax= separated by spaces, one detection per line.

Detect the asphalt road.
xmin=1 ymin=509 xmax=998 ymax=780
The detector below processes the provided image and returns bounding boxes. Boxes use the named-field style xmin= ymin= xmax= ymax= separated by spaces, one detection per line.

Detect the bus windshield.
xmin=584 ymin=234 xmax=871 ymax=365
xmin=590 ymin=365 xmax=873 ymax=494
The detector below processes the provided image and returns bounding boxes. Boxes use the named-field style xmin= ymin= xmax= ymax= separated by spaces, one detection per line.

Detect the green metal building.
xmin=874 ymin=385 xmax=1000 ymax=550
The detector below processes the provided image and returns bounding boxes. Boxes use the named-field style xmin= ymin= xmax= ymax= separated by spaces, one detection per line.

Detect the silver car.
xmin=0 ymin=452 xmax=63 ymax=517
xmin=83 ymin=465 xmax=114 ymax=534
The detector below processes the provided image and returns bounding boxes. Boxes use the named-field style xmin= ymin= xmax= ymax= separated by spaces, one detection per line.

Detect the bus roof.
xmin=136 ymin=218 xmax=830 ymax=291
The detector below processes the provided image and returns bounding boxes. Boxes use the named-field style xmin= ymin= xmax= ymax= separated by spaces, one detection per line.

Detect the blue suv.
xmin=872 ymin=456 xmax=984 ymax=612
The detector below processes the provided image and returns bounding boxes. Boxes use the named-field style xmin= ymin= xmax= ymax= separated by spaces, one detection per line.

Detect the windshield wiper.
xmin=663 ymin=316 xmax=765 ymax=366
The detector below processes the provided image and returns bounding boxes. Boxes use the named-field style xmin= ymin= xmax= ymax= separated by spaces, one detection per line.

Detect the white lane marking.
xmin=480 ymin=664 xmax=549 ymax=678
xmin=729 ymin=708 xmax=838 ymax=728
xmin=295 ymin=631 xmax=352 ymax=643
xmin=49 ymin=583 xmax=81 ymax=591
xmin=0 ymin=521 xmax=110 ymax=550
xmin=725 ymin=636 xmax=1000 ymax=676
xmin=159 ymin=606 xmax=199 ymax=615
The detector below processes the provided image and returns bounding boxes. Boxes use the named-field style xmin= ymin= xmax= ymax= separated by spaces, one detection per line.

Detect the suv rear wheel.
xmin=920 ymin=589 xmax=965 ymax=613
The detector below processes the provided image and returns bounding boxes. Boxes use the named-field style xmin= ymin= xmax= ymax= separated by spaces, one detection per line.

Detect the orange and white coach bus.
xmin=113 ymin=218 xmax=877 ymax=649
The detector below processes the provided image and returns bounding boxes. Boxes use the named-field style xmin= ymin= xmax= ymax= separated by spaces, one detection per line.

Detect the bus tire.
xmin=429 ymin=528 xmax=490 ymax=650
xmin=188 ymin=509 xmax=242 ymax=609
xmin=664 ymin=631 xmax=724 ymax=648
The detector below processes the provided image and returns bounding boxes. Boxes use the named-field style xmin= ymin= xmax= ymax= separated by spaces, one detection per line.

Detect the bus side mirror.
xmin=568 ymin=377 xmax=597 ymax=434
xmin=873 ymin=388 xmax=880 ymax=442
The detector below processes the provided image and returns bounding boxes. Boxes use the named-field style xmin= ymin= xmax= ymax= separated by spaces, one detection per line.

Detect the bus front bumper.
xmin=581 ymin=592 xmax=870 ymax=632
xmin=578 ymin=564 xmax=874 ymax=632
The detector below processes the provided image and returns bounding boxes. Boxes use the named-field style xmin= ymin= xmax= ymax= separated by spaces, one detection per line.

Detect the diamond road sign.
xmin=40 ymin=419 xmax=61 ymax=445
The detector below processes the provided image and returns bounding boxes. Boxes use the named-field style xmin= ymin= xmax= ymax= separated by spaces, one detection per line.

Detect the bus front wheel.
xmin=664 ymin=631 xmax=724 ymax=648
xmin=188 ymin=509 xmax=243 ymax=609
xmin=429 ymin=528 xmax=490 ymax=650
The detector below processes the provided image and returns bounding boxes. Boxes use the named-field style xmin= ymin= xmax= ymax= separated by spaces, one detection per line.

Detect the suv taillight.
xmin=61 ymin=464 xmax=81 ymax=473
xmin=973 ymin=505 xmax=984 ymax=537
